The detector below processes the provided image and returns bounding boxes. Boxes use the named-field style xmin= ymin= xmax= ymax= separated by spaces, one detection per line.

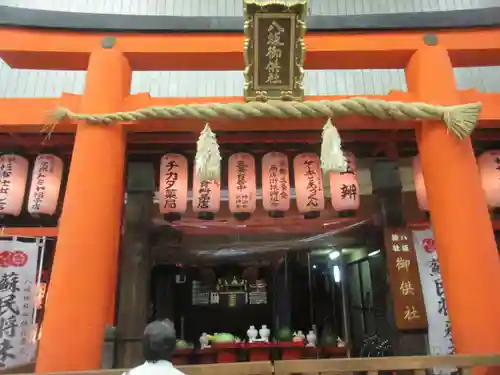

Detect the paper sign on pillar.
xmin=413 ymin=229 xmax=455 ymax=375
xmin=0 ymin=239 xmax=39 ymax=368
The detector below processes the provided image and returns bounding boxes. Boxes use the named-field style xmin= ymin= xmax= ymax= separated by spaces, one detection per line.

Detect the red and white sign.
xmin=413 ymin=229 xmax=455 ymax=374
xmin=0 ymin=239 xmax=39 ymax=368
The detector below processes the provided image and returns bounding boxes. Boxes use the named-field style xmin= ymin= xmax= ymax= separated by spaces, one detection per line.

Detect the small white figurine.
xmin=199 ymin=333 xmax=210 ymax=349
xmin=247 ymin=325 xmax=258 ymax=342
xmin=306 ymin=330 xmax=317 ymax=347
xmin=259 ymin=325 xmax=270 ymax=342
xmin=296 ymin=330 xmax=305 ymax=341
xmin=337 ymin=337 xmax=345 ymax=347
xmin=293 ymin=330 xmax=305 ymax=342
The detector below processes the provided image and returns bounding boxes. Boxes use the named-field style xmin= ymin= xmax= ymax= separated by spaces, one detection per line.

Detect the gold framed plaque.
xmin=243 ymin=0 xmax=307 ymax=102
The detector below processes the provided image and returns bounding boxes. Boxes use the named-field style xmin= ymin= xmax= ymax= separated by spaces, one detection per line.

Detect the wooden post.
xmin=115 ymin=162 xmax=156 ymax=368
xmin=406 ymin=40 xmax=500 ymax=358
xmin=36 ymin=38 xmax=130 ymax=372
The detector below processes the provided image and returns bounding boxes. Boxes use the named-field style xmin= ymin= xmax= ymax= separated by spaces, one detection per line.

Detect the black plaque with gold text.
xmin=243 ymin=1 xmax=307 ymax=102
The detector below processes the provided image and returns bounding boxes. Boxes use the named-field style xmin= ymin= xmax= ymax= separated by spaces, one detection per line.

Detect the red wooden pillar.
xmin=36 ymin=38 xmax=130 ymax=372
xmin=406 ymin=38 xmax=500 ymax=365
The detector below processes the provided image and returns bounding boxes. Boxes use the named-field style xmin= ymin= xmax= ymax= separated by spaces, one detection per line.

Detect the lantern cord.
xmin=51 ymin=98 xmax=482 ymax=141
xmin=321 ymin=118 xmax=348 ymax=173
xmin=195 ymin=124 xmax=221 ymax=182
xmin=39 ymin=123 xmax=57 ymax=145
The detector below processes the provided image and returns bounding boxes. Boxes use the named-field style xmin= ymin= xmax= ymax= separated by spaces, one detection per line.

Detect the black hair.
xmin=142 ymin=319 xmax=177 ymax=362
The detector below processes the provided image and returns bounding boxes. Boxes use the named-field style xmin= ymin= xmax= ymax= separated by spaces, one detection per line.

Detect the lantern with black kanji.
xmin=228 ymin=152 xmax=257 ymax=221
xmin=329 ymin=152 xmax=360 ymax=217
xmin=293 ymin=153 xmax=325 ymax=219
xmin=27 ymin=154 xmax=64 ymax=216
xmin=261 ymin=152 xmax=290 ymax=218
xmin=0 ymin=154 xmax=29 ymax=216
xmin=159 ymin=153 xmax=188 ymax=221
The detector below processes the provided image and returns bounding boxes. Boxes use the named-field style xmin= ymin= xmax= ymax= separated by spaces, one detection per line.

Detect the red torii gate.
xmin=0 ymin=27 xmax=499 ymax=373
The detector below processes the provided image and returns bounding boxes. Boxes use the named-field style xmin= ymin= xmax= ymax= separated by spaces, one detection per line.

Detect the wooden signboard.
xmin=384 ymin=228 xmax=428 ymax=331
xmin=243 ymin=0 xmax=307 ymax=102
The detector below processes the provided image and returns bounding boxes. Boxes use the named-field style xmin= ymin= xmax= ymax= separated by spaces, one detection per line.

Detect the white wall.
xmin=0 ymin=0 xmax=497 ymax=16
xmin=1 ymin=63 xmax=500 ymax=99
xmin=1 ymin=1 xmax=499 ymax=98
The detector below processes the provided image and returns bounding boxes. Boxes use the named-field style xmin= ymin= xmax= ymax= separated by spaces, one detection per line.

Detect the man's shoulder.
xmin=124 ymin=362 xmax=186 ymax=375
xmin=169 ymin=367 xmax=187 ymax=375
xmin=122 ymin=363 xmax=146 ymax=375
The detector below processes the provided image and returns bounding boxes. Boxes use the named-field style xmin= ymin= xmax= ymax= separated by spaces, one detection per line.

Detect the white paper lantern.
xmin=159 ymin=153 xmax=188 ymax=214
xmin=27 ymin=154 xmax=64 ymax=216
xmin=0 ymin=154 xmax=29 ymax=216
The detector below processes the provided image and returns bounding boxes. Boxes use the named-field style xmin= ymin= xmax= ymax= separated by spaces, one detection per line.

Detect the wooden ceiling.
xmin=1 ymin=129 xmax=500 ymax=158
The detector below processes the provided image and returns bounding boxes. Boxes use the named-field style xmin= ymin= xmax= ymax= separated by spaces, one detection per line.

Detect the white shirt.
xmin=125 ymin=360 xmax=186 ymax=375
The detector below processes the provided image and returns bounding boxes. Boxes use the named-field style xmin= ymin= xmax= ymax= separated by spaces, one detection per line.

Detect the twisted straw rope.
xmin=53 ymin=97 xmax=482 ymax=140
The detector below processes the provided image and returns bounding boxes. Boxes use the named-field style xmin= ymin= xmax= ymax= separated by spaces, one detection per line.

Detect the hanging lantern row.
xmin=413 ymin=150 xmax=500 ymax=210
xmin=159 ymin=151 xmax=360 ymax=220
xmin=0 ymin=154 xmax=64 ymax=217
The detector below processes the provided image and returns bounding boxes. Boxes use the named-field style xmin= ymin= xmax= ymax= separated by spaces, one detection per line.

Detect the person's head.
xmin=142 ymin=319 xmax=177 ymax=362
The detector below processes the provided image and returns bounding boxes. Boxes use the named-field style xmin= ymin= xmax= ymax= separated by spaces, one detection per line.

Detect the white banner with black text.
xmin=412 ymin=229 xmax=455 ymax=375
xmin=0 ymin=238 xmax=39 ymax=368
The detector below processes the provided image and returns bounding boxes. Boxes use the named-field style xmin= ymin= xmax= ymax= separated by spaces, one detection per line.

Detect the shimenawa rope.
xmin=52 ymin=97 xmax=482 ymax=181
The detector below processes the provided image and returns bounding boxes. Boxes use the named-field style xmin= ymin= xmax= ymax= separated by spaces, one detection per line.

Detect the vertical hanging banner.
xmin=0 ymin=239 xmax=39 ymax=368
xmin=242 ymin=0 xmax=307 ymax=102
xmin=413 ymin=229 xmax=455 ymax=374
xmin=383 ymin=228 xmax=428 ymax=330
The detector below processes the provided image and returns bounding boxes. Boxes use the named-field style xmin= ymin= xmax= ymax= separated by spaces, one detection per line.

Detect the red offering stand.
xmin=303 ymin=346 xmax=321 ymax=359
xmin=213 ymin=343 xmax=241 ymax=363
xmin=195 ymin=348 xmax=217 ymax=364
xmin=322 ymin=345 xmax=348 ymax=358
xmin=171 ymin=348 xmax=192 ymax=365
xmin=278 ymin=341 xmax=304 ymax=360
xmin=246 ymin=342 xmax=273 ymax=361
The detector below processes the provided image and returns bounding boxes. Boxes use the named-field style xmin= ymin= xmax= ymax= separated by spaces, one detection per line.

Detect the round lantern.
xmin=412 ymin=156 xmax=428 ymax=211
xmin=329 ymin=152 xmax=360 ymax=217
xmin=0 ymin=154 xmax=29 ymax=216
xmin=192 ymin=166 xmax=221 ymax=220
xmin=478 ymin=150 xmax=500 ymax=208
xmin=228 ymin=153 xmax=257 ymax=221
xmin=261 ymin=152 xmax=291 ymax=218
xmin=293 ymin=153 xmax=325 ymax=219
xmin=27 ymin=154 xmax=64 ymax=216
xmin=159 ymin=153 xmax=188 ymax=221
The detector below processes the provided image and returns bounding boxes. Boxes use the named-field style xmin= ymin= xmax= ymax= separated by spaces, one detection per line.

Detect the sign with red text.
xmin=413 ymin=229 xmax=455 ymax=374
xmin=0 ymin=239 xmax=38 ymax=368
